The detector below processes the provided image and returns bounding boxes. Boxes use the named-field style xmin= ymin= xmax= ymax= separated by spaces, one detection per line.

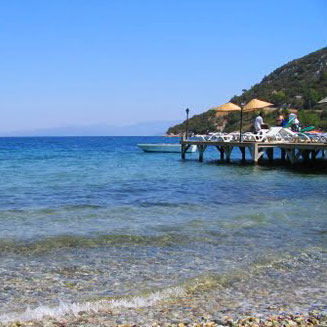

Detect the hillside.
xmin=230 ymin=47 xmax=327 ymax=108
xmin=167 ymin=47 xmax=327 ymax=135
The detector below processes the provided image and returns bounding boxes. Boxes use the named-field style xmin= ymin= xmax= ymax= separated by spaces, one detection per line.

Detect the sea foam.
xmin=0 ymin=287 xmax=184 ymax=324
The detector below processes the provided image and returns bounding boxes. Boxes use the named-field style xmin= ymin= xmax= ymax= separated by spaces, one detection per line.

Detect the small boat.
xmin=137 ymin=143 xmax=197 ymax=153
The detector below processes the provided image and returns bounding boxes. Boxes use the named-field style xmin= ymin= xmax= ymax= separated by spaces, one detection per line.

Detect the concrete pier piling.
xmin=181 ymin=140 xmax=327 ymax=165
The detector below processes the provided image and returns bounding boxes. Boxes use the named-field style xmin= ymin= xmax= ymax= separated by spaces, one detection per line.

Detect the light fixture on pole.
xmin=185 ymin=108 xmax=190 ymax=139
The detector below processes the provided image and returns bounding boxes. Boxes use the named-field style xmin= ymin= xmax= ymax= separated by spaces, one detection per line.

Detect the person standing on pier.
xmin=254 ymin=112 xmax=265 ymax=133
xmin=275 ymin=110 xmax=285 ymax=126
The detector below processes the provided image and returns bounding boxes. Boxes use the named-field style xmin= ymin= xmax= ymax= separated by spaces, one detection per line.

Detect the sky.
xmin=1 ymin=0 xmax=327 ymax=133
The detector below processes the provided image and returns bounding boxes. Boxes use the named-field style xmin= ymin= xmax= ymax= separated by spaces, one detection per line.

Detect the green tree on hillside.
xmin=304 ymin=89 xmax=322 ymax=108
xmin=271 ymin=91 xmax=287 ymax=106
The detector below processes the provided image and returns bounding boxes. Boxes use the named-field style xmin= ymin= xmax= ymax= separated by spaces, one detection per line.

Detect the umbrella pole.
xmin=239 ymin=106 xmax=243 ymax=143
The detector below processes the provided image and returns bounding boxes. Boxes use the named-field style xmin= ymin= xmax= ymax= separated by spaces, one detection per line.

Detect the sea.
xmin=0 ymin=136 xmax=327 ymax=322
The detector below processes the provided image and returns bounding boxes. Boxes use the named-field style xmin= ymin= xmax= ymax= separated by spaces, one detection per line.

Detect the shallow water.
xmin=0 ymin=137 xmax=327 ymax=320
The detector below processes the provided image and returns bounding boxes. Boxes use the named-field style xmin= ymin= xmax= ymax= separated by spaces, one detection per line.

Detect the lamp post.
xmin=239 ymin=103 xmax=245 ymax=143
xmin=185 ymin=108 xmax=190 ymax=139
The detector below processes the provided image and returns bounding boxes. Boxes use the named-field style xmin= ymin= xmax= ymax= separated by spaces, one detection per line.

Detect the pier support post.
xmin=281 ymin=149 xmax=286 ymax=161
xmin=252 ymin=143 xmax=263 ymax=164
xmin=285 ymin=148 xmax=301 ymax=164
xmin=198 ymin=145 xmax=207 ymax=162
xmin=181 ymin=144 xmax=190 ymax=160
xmin=181 ymin=144 xmax=186 ymax=160
xmin=216 ymin=146 xmax=224 ymax=160
xmin=240 ymin=147 xmax=246 ymax=162
xmin=302 ymin=150 xmax=310 ymax=163
xmin=181 ymin=141 xmax=327 ymax=166
xmin=224 ymin=146 xmax=233 ymax=163
xmin=267 ymin=148 xmax=274 ymax=163
xmin=291 ymin=149 xmax=296 ymax=163
xmin=252 ymin=144 xmax=266 ymax=163
xmin=253 ymin=144 xmax=258 ymax=164
xmin=311 ymin=150 xmax=318 ymax=161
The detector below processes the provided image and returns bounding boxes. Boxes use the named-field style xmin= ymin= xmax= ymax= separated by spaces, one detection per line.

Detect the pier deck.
xmin=180 ymin=140 xmax=327 ymax=164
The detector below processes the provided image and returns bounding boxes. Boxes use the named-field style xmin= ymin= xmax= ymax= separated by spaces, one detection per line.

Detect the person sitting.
xmin=254 ymin=112 xmax=265 ymax=133
xmin=275 ymin=110 xmax=285 ymax=126
xmin=289 ymin=113 xmax=300 ymax=132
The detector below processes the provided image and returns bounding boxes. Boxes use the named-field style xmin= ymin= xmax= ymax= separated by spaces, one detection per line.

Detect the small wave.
xmin=1 ymin=247 xmax=326 ymax=324
xmin=0 ymin=233 xmax=195 ymax=254
xmin=0 ymin=205 xmax=103 ymax=219
xmin=139 ymin=201 xmax=192 ymax=208
xmin=62 ymin=204 xmax=104 ymax=211
xmin=182 ymin=246 xmax=327 ymax=292
xmin=0 ymin=287 xmax=184 ymax=324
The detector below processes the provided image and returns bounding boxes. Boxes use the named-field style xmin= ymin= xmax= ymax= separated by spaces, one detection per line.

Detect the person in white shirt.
xmin=289 ymin=113 xmax=300 ymax=131
xmin=254 ymin=112 xmax=264 ymax=133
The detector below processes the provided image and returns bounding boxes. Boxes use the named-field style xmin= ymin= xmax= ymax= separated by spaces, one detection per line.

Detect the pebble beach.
xmin=2 ymin=248 xmax=327 ymax=326
xmin=1 ymin=137 xmax=327 ymax=326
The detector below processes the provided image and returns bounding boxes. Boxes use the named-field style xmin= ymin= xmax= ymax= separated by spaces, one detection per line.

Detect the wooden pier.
xmin=180 ymin=140 xmax=327 ymax=164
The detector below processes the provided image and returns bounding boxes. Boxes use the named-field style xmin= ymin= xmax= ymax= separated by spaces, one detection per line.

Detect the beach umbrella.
xmin=243 ymin=98 xmax=274 ymax=111
xmin=213 ymin=102 xmax=241 ymax=117
xmin=213 ymin=102 xmax=241 ymax=112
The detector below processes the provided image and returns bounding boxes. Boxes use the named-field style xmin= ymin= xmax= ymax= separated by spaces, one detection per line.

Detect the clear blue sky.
xmin=1 ymin=0 xmax=326 ymax=132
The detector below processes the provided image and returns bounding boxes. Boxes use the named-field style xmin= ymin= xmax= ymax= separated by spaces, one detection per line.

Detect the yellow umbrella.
xmin=213 ymin=102 xmax=241 ymax=112
xmin=213 ymin=102 xmax=241 ymax=116
xmin=243 ymin=99 xmax=273 ymax=111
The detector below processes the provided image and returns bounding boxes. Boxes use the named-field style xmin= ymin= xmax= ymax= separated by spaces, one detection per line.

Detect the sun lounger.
xmin=242 ymin=127 xmax=283 ymax=142
xmin=306 ymin=133 xmax=327 ymax=143
xmin=204 ymin=133 xmax=233 ymax=142
xmin=279 ymin=128 xmax=311 ymax=143
xmin=196 ymin=128 xmax=327 ymax=144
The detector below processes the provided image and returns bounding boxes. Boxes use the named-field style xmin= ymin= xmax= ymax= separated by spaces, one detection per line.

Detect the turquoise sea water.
xmin=0 ymin=137 xmax=327 ymax=318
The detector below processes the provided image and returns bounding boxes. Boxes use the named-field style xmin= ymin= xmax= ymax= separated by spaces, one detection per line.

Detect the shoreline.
xmin=2 ymin=293 xmax=326 ymax=327
xmin=2 ymin=248 xmax=327 ymax=326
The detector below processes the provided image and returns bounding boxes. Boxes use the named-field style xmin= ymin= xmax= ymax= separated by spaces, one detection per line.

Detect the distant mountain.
xmin=2 ymin=120 xmax=180 ymax=137
xmin=167 ymin=47 xmax=327 ymax=135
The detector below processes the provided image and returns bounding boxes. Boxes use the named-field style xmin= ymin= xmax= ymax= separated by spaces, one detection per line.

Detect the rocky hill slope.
xmin=230 ymin=47 xmax=327 ymax=109
xmin=167 ymin=47 xmax=327 ymax=135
